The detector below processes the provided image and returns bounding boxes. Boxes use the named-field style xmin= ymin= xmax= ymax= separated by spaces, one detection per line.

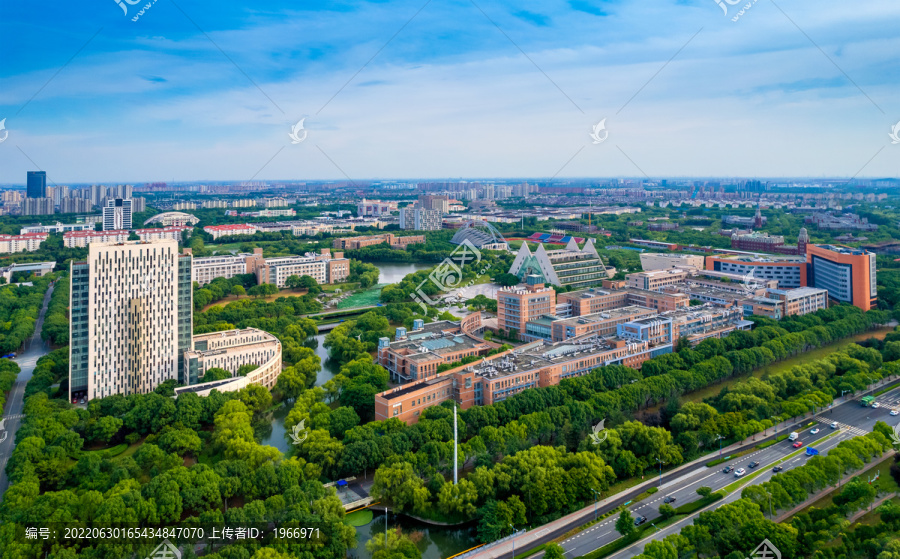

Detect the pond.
xmin=351 ymin=509 xmax=477 ymax=559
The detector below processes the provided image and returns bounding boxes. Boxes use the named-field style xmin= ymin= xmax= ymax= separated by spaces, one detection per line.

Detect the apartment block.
xmin=400 ymin=206 xmax=443 ymax=231
xmin=69 ymin=240 xmax=194 ymax=400
xmin=807 ymin=244 xmax=877 ymax=311
xmin=357 ymin=199 xmax=398 ymax=217
xmin=63 ymin=226 xmax=190 ymax=248
xmin=0 ymin=233 xmax=49 ymax=254
xmin=103 ymin=198 xmax=133 ymax=231
xmin=497 ymin=275 xmax=556 ymax=338
xmin=22 ymin=197 xmax=54 ymax=215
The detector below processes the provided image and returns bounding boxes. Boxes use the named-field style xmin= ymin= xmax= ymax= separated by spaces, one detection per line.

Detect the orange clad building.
xmin=807 ymin=245 xmax=877 ymax=311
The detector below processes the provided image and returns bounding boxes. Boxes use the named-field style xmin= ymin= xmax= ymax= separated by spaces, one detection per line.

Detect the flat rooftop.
xmin=554 ymin=305 xmax=656 ymax=327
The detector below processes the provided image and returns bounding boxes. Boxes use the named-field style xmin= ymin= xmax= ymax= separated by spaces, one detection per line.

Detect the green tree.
xmin=543 ymin=543 xmax=566 ymax=559
xmin=365 ymin=528 xmax=421 ymax=559
xmin=659 ymin=503 xmax=676 ymax=519
xmin=231 ymin=285 xmax=246 ymax=297
xmin=616 ymin=510 xmax=636 ymax=538
xmin=697 ymin=486 xmax=712 ymax=498
xmin=201 ymin=367 xmax=231 ymax=383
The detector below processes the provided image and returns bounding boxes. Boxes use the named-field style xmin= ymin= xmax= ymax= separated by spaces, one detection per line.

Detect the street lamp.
xmin=509 ymin=524 xmax=516 ymax=559
xmin=715 ymin=434 xmax=725 ymax=457
xmin=656 ymin=457 xmax=666 ymax=489
xmin=591 ymin=488 xmax=602 ymax=521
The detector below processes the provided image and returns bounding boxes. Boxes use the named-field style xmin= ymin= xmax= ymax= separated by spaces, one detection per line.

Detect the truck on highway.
xmin=805 ymin=447 xmax=819 ymax=456
xmin=789 ymin=432 xmax=799 ymax=441
xmin=861 ymin=396 xmax=875 ymax=407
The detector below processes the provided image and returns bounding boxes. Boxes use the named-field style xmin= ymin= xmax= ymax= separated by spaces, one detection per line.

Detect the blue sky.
xmin=0 ymin=0 xmax=898 ymax=184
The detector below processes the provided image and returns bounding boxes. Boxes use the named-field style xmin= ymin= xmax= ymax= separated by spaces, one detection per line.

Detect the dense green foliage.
xmin=40 ymin=276 xmax=69 ymax=346
xmin=193 ymin=273 xmax=259 ymax=310
xmin=0 ymin=358 xmax=20 ymax=413
xmin=0 ymin=275 xmax=56 ymax=354
xmin=0 ymin=352 xmax=355 ymax=559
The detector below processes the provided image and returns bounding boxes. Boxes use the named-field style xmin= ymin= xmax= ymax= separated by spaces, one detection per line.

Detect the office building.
xmin=640 ymin=253 xmax=705 ymax=271
xmin=0 ymin=233 xmax=49 ymax=254
xmin=69 ymin=240 xmax=194 ymax=400
xmin=21 ymin=222 xmax=94 ymax=234
xmin=626 ymin=269 xmax=691 ymax=291
xmin=400 ymin=206 xmax=443 ymax=230
xmin=497 ymin=275 xmax=556 ymax=339
xmin=22 ymin=197 xmax=54 ymax=215
xmin=255 ymin=250 xmax=350 ymax=287
xmin=742 ymin=287 xmax=829 ymax=319
xmin=375 ymin=328 xmax=671 ymax=424
xmin=203 ymin=223 xmax=258 ymax=239
xmin=103 ymin=198 xmax=133 ymax=231
xmin=179 ymin=329 xmax=283 ymax=395
xmin=26 ymin=171 xmax=47 ymax=198
xmin=192 ymin=249 xmax=265 ymax=286
xmin=548 ymin=306 xmax=657 ymax=342
xmin=333 ymin=233 xmax=425 ymax=250
xmin=705 ymin=255 xmax=807 ymax=289
xmin=509 ymin=238 xmax=615 ymax=289
xmin=556 ymin=285 xmax=689 ymax=317
xmin=378 ymin=319 xmax=497 ymax=383
xmin=357 ymin=199 xmax=398 ymax=217
xmin=808 ymin=245 xmax=877 ymax=311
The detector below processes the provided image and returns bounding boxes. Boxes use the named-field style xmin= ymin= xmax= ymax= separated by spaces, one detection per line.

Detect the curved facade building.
xmin=176 ymin=328 xmax=283 ymax=396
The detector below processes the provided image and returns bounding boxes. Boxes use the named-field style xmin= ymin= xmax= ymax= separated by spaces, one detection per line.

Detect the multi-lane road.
xmin=476 ymin=381 xmax=900 ymax=559
xmin=0 ymin=284 xmax=54 ymax=502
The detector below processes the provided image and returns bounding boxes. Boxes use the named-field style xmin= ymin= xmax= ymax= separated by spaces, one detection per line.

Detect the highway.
xmin=473 ymin=381 xmax=900 ymax=559
xmin=559 ymin=384 xmax=900 ymax=559
xmin=0 ymin=284 xmax=54 ymax=502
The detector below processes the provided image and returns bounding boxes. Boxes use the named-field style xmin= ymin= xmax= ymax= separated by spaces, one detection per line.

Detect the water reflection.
xmin=353 ymin=510 xmax=477 ymax=559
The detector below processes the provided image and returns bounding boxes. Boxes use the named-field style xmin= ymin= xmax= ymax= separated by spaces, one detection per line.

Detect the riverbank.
xmin=639 ymin=325 xmax=896 ymax=418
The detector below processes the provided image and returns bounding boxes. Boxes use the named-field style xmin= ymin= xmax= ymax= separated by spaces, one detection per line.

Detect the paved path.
xmin=0 ymin=283 xmax=55 ymax=502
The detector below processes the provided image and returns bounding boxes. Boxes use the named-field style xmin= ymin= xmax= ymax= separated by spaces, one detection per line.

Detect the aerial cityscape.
xmin=2 ymin=2 xmax=900 ymax=559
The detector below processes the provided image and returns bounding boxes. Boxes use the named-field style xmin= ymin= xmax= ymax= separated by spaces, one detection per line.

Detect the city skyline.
xmin=1 ymin=1 xmax=899 ymax=183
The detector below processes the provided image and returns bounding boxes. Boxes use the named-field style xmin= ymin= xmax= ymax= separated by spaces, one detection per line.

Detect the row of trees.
xmin=40 ymin=275 xmax=69 ymax=346
xmin=0 ymin=358 xmax=20 ymax=413
xmin=192 ymin=273 xmax=259 ymax=310
xmin=0 ymin=274 xmax=57 ymax=354
xmin=630 ymin=431 xmax=895 ymax=559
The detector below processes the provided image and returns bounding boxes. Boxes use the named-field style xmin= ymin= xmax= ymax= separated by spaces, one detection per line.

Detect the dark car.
xmin=748 ymin=461 xmax=760 ymax=468
xmin=772 ymin=465 xmax=783 ymax=473
xmin=663 ymin=496 xmax=676 ymax=504
xmin=723 ymin=465 xmax=734 ymax=474
xmin=634 ymin=515 xmax=647 ymax=526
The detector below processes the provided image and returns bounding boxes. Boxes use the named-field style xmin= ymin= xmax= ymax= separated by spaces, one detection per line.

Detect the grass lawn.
xmin=345 ymin=509 xmax=374 ymax=527
xmin=200 ymin=288 xmax=310 ymax=311
xmin=336 ymin=285 xmax=384 ymax=309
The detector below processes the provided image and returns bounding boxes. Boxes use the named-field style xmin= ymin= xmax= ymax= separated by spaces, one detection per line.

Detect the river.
xmin=256 ymin=260 xmax=474 ymax=558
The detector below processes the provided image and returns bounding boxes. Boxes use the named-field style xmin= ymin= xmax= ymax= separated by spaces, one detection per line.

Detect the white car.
xmin=891 ymin=410 xmax=898 ymax=416
xmin=734 ymin=468 xmax=746 ymax=477
xmin=810 ymin=428 xmax=819 ymax=435
xmin=872 ymin=402 xmax=881 ymax=409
